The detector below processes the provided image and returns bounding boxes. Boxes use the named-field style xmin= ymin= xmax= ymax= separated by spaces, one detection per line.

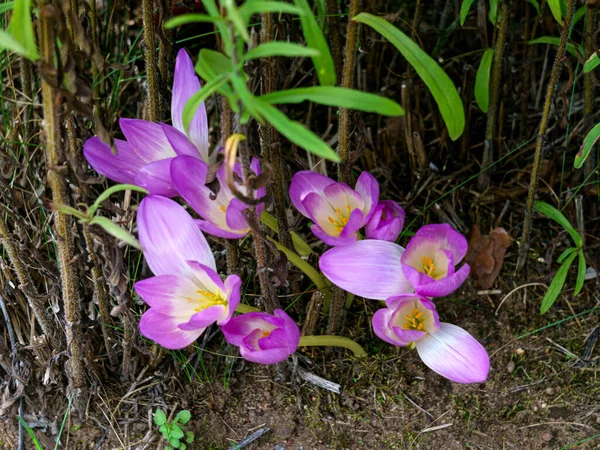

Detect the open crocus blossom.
xmin=401 ymin=224 xmax=470 ymax=297
xmin=83 ymin=49 xmax=210 ymax=197
xmin=221 ymin=309 xmax=300 ymax=364
xmin=364 ymin=200 xmax=405 ymax=242
xmin=289 ymin=171 xmax=379 ymax=245
xmin=319 ymin=240 xmax=415 ymax=300
xmin=372 ymin=295 xmax=489 ymax=383
xmin=171 ymin=155 xmax=265 ymax=239
xmin=135 ymin=195 xmax=241 ymax=349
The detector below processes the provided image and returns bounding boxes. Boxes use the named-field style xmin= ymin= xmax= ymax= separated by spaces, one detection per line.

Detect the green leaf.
xmin=170 ymin=426 xmax=185 ymax=440
xmin=353 ymin=13 xmax=465 ymax=140
xmin=260 ymin=86 xmax=404 ymax=116
xmin=239 ymin=1 xmax=303 ymax=23
xmin=185 ymin=431 xmax=195 ymax=444
xmin=540 ymin=250 xmax=577 ymax=314
xmin=0 ymin=28 xmax=28 ymax=56
xmin=556 ymin=247 xmax=577 ymax=264
xmin=0 ymin=2 xmax=15 ymax=14
xmin=88 ymin=184 xmax=148 ymax=217
xmin=195 ymin=49 xmax=238 ymax=109
xmin=293 ymin=0 xmax=336 ymax=86
xmin=6 ymin=0 xmax=38 ymax=61
xmin=159 ymin=424 xmax=168 ymax=434
xmin=244 ymin=42 xmax=320 ymax=61
xmin=547 ymin=0 xmax=563 ymax=24
xmin=527 ymin=36 xmax=583 ymax=58
xmin=199 ymin=0 xmax=231 ymax=55
xmin=584 ymin=52 xmax=600 ymax=73
xmin=260 ymin=210 xmax=313 ymax=256
xmin=459 ymin=0 xmax=476 ymax=26
xmin=183 ymin=74 xmax=228 ymax=132
xmin=154 ymin=409 xmax=167 ymax=426
xmin=88 ymin=216 xmax=142 ymax=250
xmin=488 ymin=0 xmax=499 ymax=25
xmin=222 ymin=0 xmax=250 ymax=43
xmin=169 ymin=438 xmax=181 ymax=448
xmin=571 ymin=7 xmax=587 ymax=33
xmin=175 ymin=410 xmax=191 ymax=425
xmin=17 ymin=417 xmax=43 ymax=450
xmin=253 ymin=98 xmax=340 ymax=162
xmin=230 ymin=74 xmax=264 ymax=123
xmin=475 ymin=48 xmax=494 ymax=113
xmin=164 ymin=13 xmax=223 ymax=29
xmin=526 ymin=0 xmax=541 ymax=15
xmin=534 ymin=200 xmax=583 ymax=248
xmin=574 ymin=250 xmax=586 ymax=295
xmin=575 ymin=122 xmax=600 ymax=169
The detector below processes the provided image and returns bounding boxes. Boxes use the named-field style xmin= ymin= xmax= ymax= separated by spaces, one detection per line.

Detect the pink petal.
xmin=354 ymin=171 xmax=379 ymax=222
xmin=275 ymin=308 xmax=300 ymax=352
xmin=196 ymin=220 xmax=248 ymax=239
xmin=310 ymin=224 xmax=358 ymax=246
xmin=120 ymin=118 xmax=176 ymax=161
xmin=303 ymin=192 xmax=340 ymax=236
xmin=416 ymin=224 xmax=469 ymax=263
xmin=403 ymin=263 xmax=471 ymax=298
xmin=134 ymin=158 xmax=178 ymax=197
xmin=416 ymin=323 xmax=490 ymax=384
xmin=222 ymin=275 xmax=242 ymax=324
xmin=221 ymin=312 xmax=277 ymax=346
xmin=289 ymin=170 xmax=336 ymax=217
xmin=322 ymin=182 xmax=365 ymax=212
xmin=139 ymin=309 xmax=205 ymax=349
xmin=83 ymin=137 xmax=144 ymax=185
xmin=134 ymin=275 xmax=201 ymax=317
xmin=137 ymin=196 xmax=215 ymax=277
xmin=319 ymin=240 xmax=414 ymax=300
xmin=225 ymin=198 xmax=250 ymax=232
xmin=171 ymin=49 xmax=209 ymax=162
xmin=240 ymin=342 xmax=291 ymax=365
xmin=178 ymin=305 xmax=226 ymax=330
xmin=161 ymin=123 xmax=203 ymax=158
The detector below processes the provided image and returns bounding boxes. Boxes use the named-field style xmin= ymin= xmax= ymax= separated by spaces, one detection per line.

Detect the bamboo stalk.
xmin=478 ymin=0 xmax=511 ymax=190
xmin=517 ymin=0 xmax=577 ymax=270
xmin=337 ymin=0 xmax=361 ymax=184
xmin=142 ymin=0 xmax=160 ymax=121
xmin=39 ymin=0 xmax=87 ymax=400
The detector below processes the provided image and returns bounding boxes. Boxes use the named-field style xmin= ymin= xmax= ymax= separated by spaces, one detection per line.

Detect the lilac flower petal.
xmin=178 ymin=305 xmax=225 ymax=330
xmin=171 ymin=49 xmax=209 ymax=162
xmin=137 ymin=196 xmax=215 ymax=277
xmin=275 ymin=309 xmax=300 ymax=352
xmin=257 ymin=327 xmax=288 ymax=351
xmin=319 ymin=240 xmax=414 ymax=300
xmin=134 ymin=158 xmax=178 ymax=197
xmin=416 ymin=224 xmax=469 ymax=263
xmin=416 ymin=322 xmax=490 ymax=384
xmin=404 ymin=263 xmax=471 ymax=297
xmin=139 ymin=309 xmax=205 ymax=349
xmin=161 ymin=123 xmax=202 ymax=158
xmin=338 ymin=208 xmax=364 ymax=240
xmin=196 ymin=220 xmax=248 ymax=239
xmin=310 ymin=224 xmax=357 ymax=246
xmin=222 ymin=313 xmax=274 ymax=346
xmin=302 ymin=193 xmax=339 ymax=236
xmin=240 ymin=344 xmax=291 ymax=365
xmin=322 ymin=182 xmax=365 ymax=212
xmin=289 ymin=171 xmax=336 ymax=217
xmin=83 ymin=137 xmax=144 ymax=185
xmin=225 ymin=198 xmax=250 ymax=232
xmin=372 ymin=307 xmax=404 ymax=346
xmin=401 ymin=236 xmax=443 ymax=269
xmin=120 ymin=118 xmax=176 ymax=161
xmin=222 ymin=275 xmax=242 ymax=324
xmin=185 ymin=261 xmax=225 ymax=292
xmin=355 ymin=171 xmax=379 ymax=222
xmin=365 ymin=200 xmax=405 ymax=242
xmin=134 ymin=275 xmax=199 ymax=316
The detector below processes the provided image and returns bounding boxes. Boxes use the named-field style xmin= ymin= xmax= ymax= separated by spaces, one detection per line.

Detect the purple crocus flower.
xmin=364 ymin=200 xmax=405 ymax=242
xmin=83 ymin=49 xmax=210 ymax=197
xmin=372 ymin=294 xmax=489 ymax=383
xmin=171 ymin=155 xmax=265 ymax=239
xmin=135 ymin=195 xmax=241 ymax=349
xmin=289 ymin=171 xmax=379 ymax=246
xmin=221 ymin=309 xmax=300 ymax=364
xmin=319 ymin=240 xmax=415 ymax=300
xmin=401 ymin=224 xmax=470 ymax=297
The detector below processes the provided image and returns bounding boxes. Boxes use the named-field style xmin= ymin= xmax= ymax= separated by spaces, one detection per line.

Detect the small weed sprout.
xmin=154 ymin=408 xmax=195 ymax=449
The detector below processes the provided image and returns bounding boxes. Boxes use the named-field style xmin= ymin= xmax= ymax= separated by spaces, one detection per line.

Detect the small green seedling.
xmin=535 ymin=201 xmax=587 ymax=314
xmin=154 ymin=408 xmax=195 ymax=450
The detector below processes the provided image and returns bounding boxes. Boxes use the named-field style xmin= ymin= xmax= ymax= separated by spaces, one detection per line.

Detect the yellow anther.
xmin=220 ymin=205 xmax=227 ymax=213
xmin=261 ymin=330 xmax=271 ymax=338
xmin=420 ymin=256 xmax=437 ymax=277
xmin=403 ymin=307 xmax=426 ymax=332
xmin=328 ymin=217 xmax=336 ymax=224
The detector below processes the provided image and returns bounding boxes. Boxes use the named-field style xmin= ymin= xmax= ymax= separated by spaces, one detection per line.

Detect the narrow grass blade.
xmin=575 ymin=122 xmax=600 ymax=169
xmin=164 ymin=14 xmax=223 ymax=29
xmin=238 ymin=1 xmax=303 ymax=23
xmin=540 ymin=251 xmax=577 ymax=314
xmin=528 ymin=37 xmax=582 ymax=57
xmin=353 ymin=13 xmax=465 ymax=140
xmin=7 ymin=0 xmax=39 ymax=60
xmin=547 ymin=0 xmax=563 ymax=24
xmin=0 ymin=2 xmax=14 ymax=14
xmin=527 ymin=0 xmax=541 ymax=15
xmin=88 ymin=216 xmax=142 ymax=250
xmin=260 ymin=86 xmax=404 ymax=116
xmin=583 ymin=52 xmax=600 ymax=73
xmin=534 ymin=200 xmax=583 ymax=248
xmin=244 ymin=42 xmax=320 ymax=61
xmin=183 ymin=74 xmax=228 ymax=132
xmin=293 ymin=0 xmax=336 ymax=86
xmin=557 ymin=247 xmax=577 ymax=264
xmin=459 ymin=0 xmax=476 ymax=26
xmin=17 ymin=416 xmax=43 ymax=450
xmin=574 ymin=250 xmax=586 ymax=295
xmin=475 ymin=48 xmax=494 ymax=113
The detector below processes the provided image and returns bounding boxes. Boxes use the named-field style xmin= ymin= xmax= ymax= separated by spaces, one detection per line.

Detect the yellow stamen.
xmin=403 ymin=307 xmax=427 ymax=332
xmin=220 ymin=205 xmax=227 ymax=213
xmin=261 ymin=330 xmax=271 ymax=338
xmin=327 ymin=204 xmax=352 ymax=231
xmin=420 ymin=256 xmax=437 ymax=277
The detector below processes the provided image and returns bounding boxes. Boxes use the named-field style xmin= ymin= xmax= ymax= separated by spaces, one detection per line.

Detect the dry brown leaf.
xmin=465 ymin=226 xmax=511 ymax=289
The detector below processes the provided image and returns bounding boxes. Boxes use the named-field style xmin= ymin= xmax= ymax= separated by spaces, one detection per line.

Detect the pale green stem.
xmin=260 ymin=211 xmax=312 ymax=256
xmin=299 ymin=335 xmax=367 ymax=357
xmin=235 ymin=303 xmax=260 ymax=314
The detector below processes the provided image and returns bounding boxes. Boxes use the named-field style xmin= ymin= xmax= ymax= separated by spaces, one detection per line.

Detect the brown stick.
xmin=39 ymin=0 xmax=87 ymax=402
xmin=478 ymin=0 xmax=511 ymax=190
xmin=583 ymin=7 xmax=597 ymax=218
xmin=517 ymin=0 xmax=577 ymax=270
xmin=142 ymin=0 xmax=159 ymax=121
xmin=337 ymin=0 xmax=361 ymax=184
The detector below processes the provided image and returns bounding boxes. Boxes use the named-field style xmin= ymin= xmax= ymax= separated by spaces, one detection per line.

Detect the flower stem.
xmin=235 ymin=303 xmax=260 ymax=314
xmin=143 ymin=0 xmax=160 ymax=121
xmin=299 ymin=335 xmax=367 ymax=357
